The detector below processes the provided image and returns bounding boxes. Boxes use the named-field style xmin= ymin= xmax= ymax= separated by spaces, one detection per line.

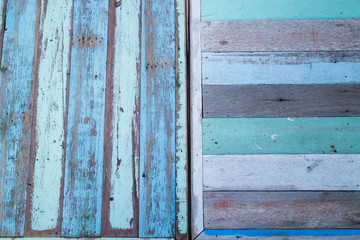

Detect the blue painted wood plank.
xmin=202 ymin=52 xmax=360 ymax=85
xmin=25 ymin=0 xmax=73 ymax=236
xmin=0 ymin=0 xmax=37 ymax=236
xmin=203 ymin=117 xmax=360 ymax=155
xmin=201 ymin=0 xmax=360 ymax=21
xmin=203 ymin=229 xmax=360 ymax=237
xmin=101 ymin=0 xmax=141 ymax=237
xmin=139 ymin=0 xmax=176 ymax=237
xmin=61 ymin=0 xmax=108 ymax=237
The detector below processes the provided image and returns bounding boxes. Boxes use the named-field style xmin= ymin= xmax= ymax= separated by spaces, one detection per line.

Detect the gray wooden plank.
xmin=203 ymin=154 xmax=360 ymax=191
xmin=202 ymin=51 xmax=360 ymax=85
xmin=203 ymin=84 xmax=360 ymax=118
xmin=201 ymin=19 xmax=360 ymax=52
xmin=204 ymin=191 xmax=360 ymax=229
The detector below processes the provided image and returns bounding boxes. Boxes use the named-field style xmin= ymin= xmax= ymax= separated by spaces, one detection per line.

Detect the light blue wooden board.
xmin=0 ymin=0 xmax=37 ymax=236
xmin=201 ymin=0 xmax=360 ymax=21
xmin=61 ymin=0 xmax=108 ymax=237
xmin=203 ymin=118 xmax=360 ymax=155
xmin=139 ymin=0 xmax=176 ymax=237
xmin=202 ymin=52 xmax=360 ymax=85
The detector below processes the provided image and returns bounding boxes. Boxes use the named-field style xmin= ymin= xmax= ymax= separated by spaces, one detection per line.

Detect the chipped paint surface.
xmin=30 ymin=0 xmax=72 ymax=232
xmin=175 ymin=0 xmax=188 ymax=237
xmin=0 ymin=0 xmax=37 ymax=236
xmin=61 ymin=0 xmax=108 ymax=237
xmin=109 ymin=0 xmax=140 ymax=231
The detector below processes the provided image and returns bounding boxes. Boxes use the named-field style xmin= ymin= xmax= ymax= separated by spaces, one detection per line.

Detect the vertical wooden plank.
xmin=0 ymin=0 xmax=38 ymax=236
xmin=0 ymin=0 xmax=6 ymax=65
xmin=175 ymin=0 xmax=188 ymax=239
xmin=61 ymin=0 xmax=108 ymax=237
xmin=102 ymin=0 xmax=141 ymax=237
xmin=190 ymin=0 xmax=204 ymax=237
xmin=139 ymin=0 xmax=176 ymax=237
xmin=24 ymin=0 xmax=73 ymax=236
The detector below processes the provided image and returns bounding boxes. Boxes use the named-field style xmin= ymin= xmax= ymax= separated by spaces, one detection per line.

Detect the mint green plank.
xmin=203 ymin=118 xmax=360 ymax=155
xmin=202 ymin=0 xmax=360 ymax=21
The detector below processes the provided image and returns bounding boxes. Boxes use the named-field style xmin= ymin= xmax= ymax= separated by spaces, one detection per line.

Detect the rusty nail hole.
xmin=115 ymin=1 xmax=121 ymax=7
xmin=95 ymin=75 xmax=98 ymax=78
xmin=109 ymin=197 xmax=114 ymax=201
xmin=28 ymin=182 xmax=31 ymax=186
xmin=142 ymin=173 xmax=146 ymax=178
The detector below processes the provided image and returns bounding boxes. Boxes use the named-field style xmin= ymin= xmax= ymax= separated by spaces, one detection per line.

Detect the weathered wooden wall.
xmin=0 ymin=0 xmax=188 ymax=239
xmin=195 ymin=0 xmax=360 ymax=238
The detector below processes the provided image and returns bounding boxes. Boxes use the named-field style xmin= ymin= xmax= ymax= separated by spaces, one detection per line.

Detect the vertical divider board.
xmin=139 ymin=0 xmax=176 ymax=237
xmin=25 ymin=0 xmax=73 ymax=236
xmin=102 ymin=0 xmax=141 ymax=237
xmin=0 ymin=0 xmax=38 ymax=236
xmin=61 ymin=0 xmax=108 ymax=237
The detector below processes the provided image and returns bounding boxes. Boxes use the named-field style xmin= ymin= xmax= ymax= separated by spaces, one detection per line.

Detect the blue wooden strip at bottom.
xmin=204 ymin=229 xmax=360 ymax=237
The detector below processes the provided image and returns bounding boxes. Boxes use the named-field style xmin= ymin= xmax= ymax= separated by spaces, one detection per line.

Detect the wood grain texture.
xmin=139 ymin=0 xmax=176 ymax=237
xmin=201 ymin=0 xmax=360 ymax=21
xmin=203 ymin=117 xmax=360 ymax=155
xmin=204 ymin=154 xmax=360 ymax=191
xmin=101 ymin=0 xmax=141 ymax=237
xmin=198 ymin=230 xmax=360 ymax=240
xmin=0 ymin=0 xmax=38 ymax=236
xmin=175 ymin=0 xmax=188 ymax=239
xmin=25 ymin=0 xmax=73 ymax=236
xmin=202 ymin=51 xmax=360 ymax=85
xmin=201 ymin=19 xmax=360 ymax=52
xmin=61 ymin=0 xmax=108 ymax=237
xmin=204 ymin=191 xmax=360 ymax=229
xmin=190 ymin=0 xmax=204 ymax=237
xmin=6 ymin=238 xmax=175 ymax=240
xmin=0 ymin=0 xmax=6 ymax=65
xmin=203 ymin=84 xmax=360 ymax=118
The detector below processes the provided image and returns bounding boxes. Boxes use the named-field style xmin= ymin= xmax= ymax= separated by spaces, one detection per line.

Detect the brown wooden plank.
xmin=204 ymin=191 xmax=360 ymax=229
xmin=203 ymin=84 xmax=360 ymax=118
xmin=201 ymin=19 xmax=360 ymax=52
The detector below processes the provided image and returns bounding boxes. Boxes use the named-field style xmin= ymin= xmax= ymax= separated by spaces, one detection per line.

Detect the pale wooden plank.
xmin=201 ymin=19 xmax=360 ymax=52
xmin=203 ymin=84 xmax=360 ymax=118
xmin=204 ymin=154 xmax=360 ymax=191
xmin=202 ymin=51 xmax=360 ymax=85
xmin=203 ymin=117 xmax=360 ymax=155
xmin=0 ymin=0 xmax=38 ymax=236
xmin=175 ymin=0 xmax=188 ymax=239
xmin=24 ymin=0 xmax=72 ymax=236
xmin=101 ymin=0 xmax=140 ymax=237
xmin=61 ymin=0 xmax=108 ymax=237
xmin=201 ymin=0 xmax=360 ymax=21
xmin=197 ymin=230 xmax=360 ymax=240
xmin=190 ymin=0 xmax=204 ymax=237
xmin=204 ymin=191 xmax=360 ymax=229
xmin=139 ymin=0 xmax=176 ymax=237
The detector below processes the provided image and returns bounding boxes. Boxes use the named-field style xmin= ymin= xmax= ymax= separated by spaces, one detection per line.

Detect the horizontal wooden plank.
xmin=204 ymin=154 xmax=360 ymax=191
xmin=198 ymin=230 xmax=360 ymax=240
xmin=201 ymin=19 xmax=360 ymax=52
xmin=204 ymin=191 xmax=360 ymax=229
xmin=203 ymin=117 xmax=360 ymax=155
xmin=201 ymin=0 xmax=360 ymax=21
xmin=202 ymin=51 xmax=360 ymax=85
xmin=203 ymin=84 xmax=360 ymax=118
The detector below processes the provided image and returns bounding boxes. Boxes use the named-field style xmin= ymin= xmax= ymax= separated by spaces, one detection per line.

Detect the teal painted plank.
xmin=25 ymin=0 xmax=73 ymax=235
xmin=175 ymin=0 xmax=188 ymax=238
xmin=61 ymin=0 xmax=108 ymax=237
xmin=2 ymin=238 xmax=175 ymax=240
xmin=203 ymin=118 xmax=360 ymax=155
xmin=0 ymin=0 xmax=37 ymax=236
xmin=139 ymin=0 xmax=176 ymax=237
xmin=201 ymin=0 xmax=360 ymax=21
xmin=202 ymin=52 xmax=360 ymax=85
xmin=101 ymin=0 xmax=141 ymax=236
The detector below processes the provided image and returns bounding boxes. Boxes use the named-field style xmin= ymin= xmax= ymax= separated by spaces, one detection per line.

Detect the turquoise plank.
xmin=203 ymin=118 xmax=360 ymax=155
xmin=201 ymin=0 xmax=360 ymax=21
xmin=202 ymin=52 xmax=360 ymax=85
xmin=139 ymin=0 xmax=176 ymax=237
xmin=0 ymin=0 xmax=37 ymax=236
xmin=61 ymin=0 xmax=108 ymax=237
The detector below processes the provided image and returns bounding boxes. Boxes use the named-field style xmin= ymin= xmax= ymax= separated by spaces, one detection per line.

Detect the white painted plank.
xmin=190 ymin=0 xmax=204 ymax=237
xmin=204 ymin=155 xmax=360 ymax=191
